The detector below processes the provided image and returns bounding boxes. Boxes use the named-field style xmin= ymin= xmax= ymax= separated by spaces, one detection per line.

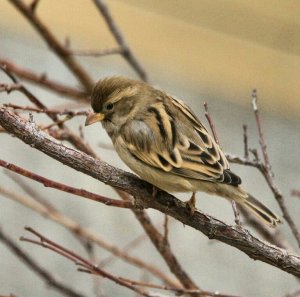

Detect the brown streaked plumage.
xmin=85 ymin=76 xmax=281 ymax=227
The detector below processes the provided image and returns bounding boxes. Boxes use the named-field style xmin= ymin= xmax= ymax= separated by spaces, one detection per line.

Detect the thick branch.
xmin=1 ymin=107 xmax=300 ymax=278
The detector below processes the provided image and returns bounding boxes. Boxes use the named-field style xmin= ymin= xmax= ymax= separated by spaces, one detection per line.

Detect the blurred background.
xmin=1 ymin=0 xmax=300 ymax=296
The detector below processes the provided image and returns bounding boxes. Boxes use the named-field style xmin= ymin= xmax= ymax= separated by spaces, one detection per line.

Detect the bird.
xmin=85 ymin=76 xmax=280 ymax=227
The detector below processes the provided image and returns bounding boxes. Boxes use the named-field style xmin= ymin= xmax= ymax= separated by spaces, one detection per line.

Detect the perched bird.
xmin=85 ymin=76 xmax=280 ymax=227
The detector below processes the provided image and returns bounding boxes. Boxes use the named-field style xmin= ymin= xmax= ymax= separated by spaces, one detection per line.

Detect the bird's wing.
xmin=120 ymin=98 xmax=241 ymax=186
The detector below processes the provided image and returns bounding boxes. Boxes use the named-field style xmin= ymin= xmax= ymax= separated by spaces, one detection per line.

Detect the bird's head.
xmin=85 ymin=76 xmax=151 ymax=135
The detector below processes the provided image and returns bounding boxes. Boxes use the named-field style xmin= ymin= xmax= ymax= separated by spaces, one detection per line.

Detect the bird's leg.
xmin=231 ymin=200 xmax=241 ymax=226
xmin=186 ymin=192 xmax=197 ymax=215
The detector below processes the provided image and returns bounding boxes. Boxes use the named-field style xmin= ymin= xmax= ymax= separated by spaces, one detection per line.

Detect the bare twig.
xmin=0 ymin=185 xmax=178 ymax=287
xmin=72 ymin=48 xmax=122 ymax=57
xmin=8 ymin=0 xmax=94 ymax=91
xmin=118 ymin=278 xmax=242 ymax=297
xmin=22 ymin=227 xmax=240 ymax=297
xmin=251 ymin=90 xmax=300 ymax=247
xmin=92 ymin=0 xmax=148 ymax=81
xmin=1 ymin=64 xmax=97 ymax=159
xmin=0 ymin=159 xmax=132 ymax=209
xmin=251 ymin=90 xmax=272 ymax=171
xmin=229 ymin=154 xmax=300 ymax=250
xmin=0 ymin=227 xmax=86 ymax=297
xmin=242 ymin=124 xmax=249 ymax=159
xmin=132 ymin=209 xmax=200 ymax=291
xmin=0 ymin=59 xmax=88 ymax=100
xmin=291 ymin=190 xmax=300 ymax=198
xmin=21 ymin=227 xmax=156 ymax=297
xmin=0 ymin=66 xmax=58 ymax=122
xmin=204 ymin=102 xmax=241 ymax=225
xmin=98 ymin=232 xmax=148 ymax=268
xmin=5 ymin=171 xmax=57 ymax=211
xmin=204 ymin=102 xmax=219 ymax=145
xmin=4 ymin=104 xmax=88 ymax=117
xmin=29 ymin=0 xmax=40 ymax=13
xmin=0 ymin=83 xmax=22 ymax=93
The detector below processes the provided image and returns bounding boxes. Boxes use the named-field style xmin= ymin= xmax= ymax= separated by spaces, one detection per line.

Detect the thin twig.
xmin=21 ymin=227 xmax=156 ymax=297
xmin=92 ymin=0 xmax=148 ymax=81
xmin=4 ymin=104 xmax=89 ymax=117
xmin=22 ymin=227 xmax=239 ymax=297
xmin=72 ymin=48 xmax=122 ymax=57
xmin=204 ymin=102 xmax=219 ymax=145
xmin=251 ymin=90 xmax=300 ymax=247
xmin=1 ymin=64 xmax=97 ymax=159
xmin=8 ymin=0 xmax=94 ymax=91
xmin=291 ymin=190 xmax=300 ymax=198
xmin=204 ymin=102 xmax=241 ymax=225
xmin=0 ymin=66 xmax=59 ymax=122
xmin=0 ymin=59 xmax=88 ymax=100
xmin=98 ymin=232 xmax=148 ymax=268
xmin=251 ymin=90 xmax=272 ymax=172
xmin=133 ymin=209 xmax=200 ymax=292
xmin=118 ymin=277 xmax=242 ymax=297
xmin=0 ymin=227 xmax=86 ymax=297
xmin=0 ymin=185 xmax=178 ymax=287
xmin=0 ymin=83 xmax=22 ymax=93
xmin=243 ymin=124 xmax=249 ymax=159
xmin=29 ymin=0 xmax=40 ymax=12
xmin=0 ymin=159 xmax=133 ymax=208
xmin=5 ymin=171 xmax=57 ymax=211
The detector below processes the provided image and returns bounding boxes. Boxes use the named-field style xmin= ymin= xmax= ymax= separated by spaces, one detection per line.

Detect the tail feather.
xmin=243 ymin=194 xmax=281 ymax=228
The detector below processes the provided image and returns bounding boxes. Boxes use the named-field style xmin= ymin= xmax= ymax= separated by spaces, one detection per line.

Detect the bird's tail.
xmin=243 ymin=194 xmax=281 ymax=228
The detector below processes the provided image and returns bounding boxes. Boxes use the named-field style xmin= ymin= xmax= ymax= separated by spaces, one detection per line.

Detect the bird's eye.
xmin=105 ymin=103 xmax=114 ymax=111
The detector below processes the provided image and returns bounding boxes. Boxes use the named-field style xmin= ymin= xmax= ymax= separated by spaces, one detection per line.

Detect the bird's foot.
xmin=185 ymin=192 xmax=197 ymax=215
xmin=231 ymin=200 xmax=242 ymax=227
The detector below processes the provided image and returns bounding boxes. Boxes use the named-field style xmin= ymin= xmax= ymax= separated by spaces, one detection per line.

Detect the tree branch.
xmin=1 ymin=107 xmax=300 ymax=278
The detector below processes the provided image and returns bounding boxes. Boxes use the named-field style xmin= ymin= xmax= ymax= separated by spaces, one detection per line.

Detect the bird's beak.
xmin=85 ymin=112 xmax=105 ymax=126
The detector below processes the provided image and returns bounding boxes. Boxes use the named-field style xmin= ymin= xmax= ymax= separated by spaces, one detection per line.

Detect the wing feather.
xmin=120 ymin=97 xmax=240 ymax=186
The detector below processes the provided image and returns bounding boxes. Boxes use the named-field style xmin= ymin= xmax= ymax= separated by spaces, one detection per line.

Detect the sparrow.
xmin=85 ymin=76 xmax=280 ymax=227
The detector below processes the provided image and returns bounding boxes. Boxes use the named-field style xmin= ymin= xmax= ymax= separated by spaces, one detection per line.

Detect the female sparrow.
xmin=85 ymin=76 xmax=280 ymax=227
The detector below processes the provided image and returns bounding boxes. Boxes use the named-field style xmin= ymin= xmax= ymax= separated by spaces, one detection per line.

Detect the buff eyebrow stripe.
xmin=148 ymin=106 xmax=167 ymax=139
